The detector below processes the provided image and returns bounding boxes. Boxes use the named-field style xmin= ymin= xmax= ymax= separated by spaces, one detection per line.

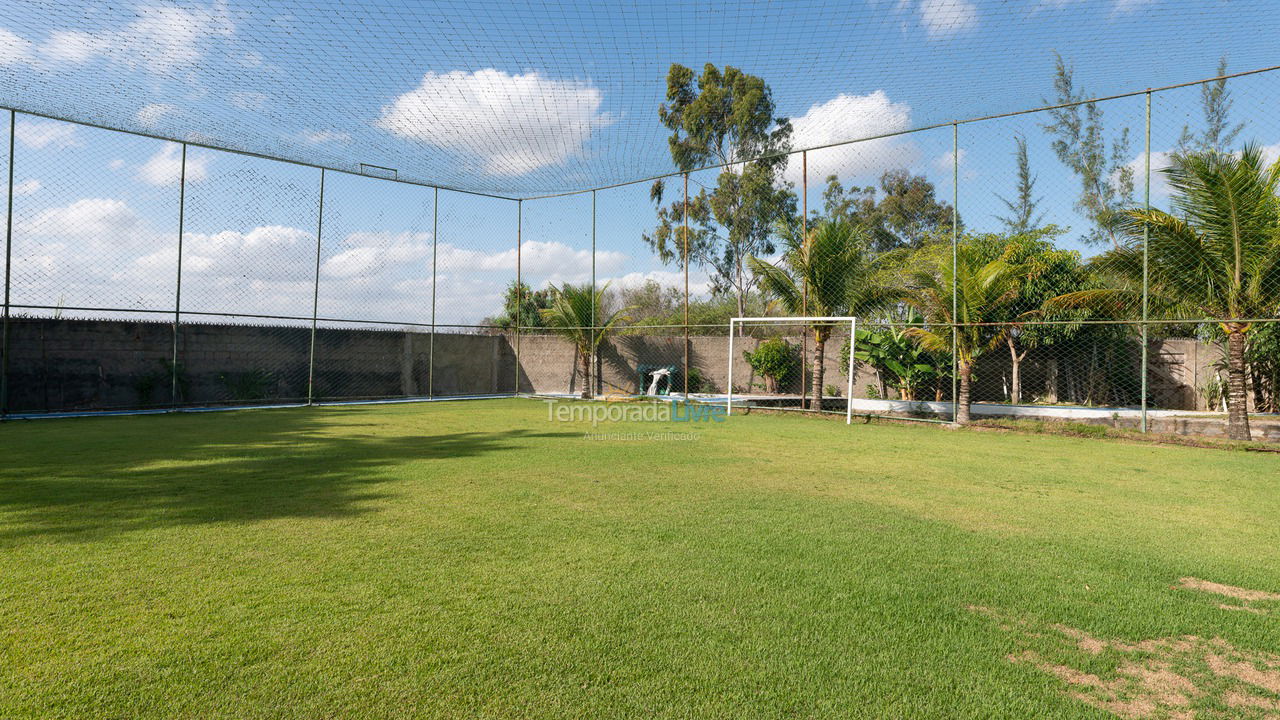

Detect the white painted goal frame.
xmin=727 ymin=316 xmax=858 ymax=424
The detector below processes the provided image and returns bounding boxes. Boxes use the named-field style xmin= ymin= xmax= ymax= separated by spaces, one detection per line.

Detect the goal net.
xmin=726 ymin=317 xmax=858 ymax=423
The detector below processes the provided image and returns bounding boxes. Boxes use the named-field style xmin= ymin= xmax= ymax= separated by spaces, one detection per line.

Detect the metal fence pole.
xmin=591 ymin=189 xmax=597 ymax=399
xmin=1 ymin=110 xmax=14 ymax=418
xmin=514 ymin=199 xmax=522 ymax=394
xmin=951 ymin=122 xmax=959 ymax=423
xmin=428 ymin=187 xmax=437 ymax=399
xmin=1141 ymin=91 xmax=1152 ymax=433
xmin=801 ymin=150 xmax=809 ymax=411
xmin=306 ymin=168 xmax=325 ymax=405
xmin=170 ymin=143 xmax=187 ymax=406
xmin=682 ymin=173 xmax=690 ymax=401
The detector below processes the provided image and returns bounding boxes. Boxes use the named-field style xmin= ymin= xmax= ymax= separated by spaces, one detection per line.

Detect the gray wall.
xmin=1 ymin=317 xmax=1223 ymax=414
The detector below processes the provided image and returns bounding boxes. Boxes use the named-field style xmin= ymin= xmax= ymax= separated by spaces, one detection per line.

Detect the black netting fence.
xmin=3 ymin=65 xmax=1280 ymax=441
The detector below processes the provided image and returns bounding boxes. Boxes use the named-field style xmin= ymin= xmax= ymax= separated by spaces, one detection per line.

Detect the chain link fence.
xmin=3 ymin=67 xmax=1280 ymax=440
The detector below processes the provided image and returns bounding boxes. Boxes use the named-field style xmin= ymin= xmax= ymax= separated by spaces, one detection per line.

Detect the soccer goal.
xmin=726 ymin=316 xmax=858 ymax=424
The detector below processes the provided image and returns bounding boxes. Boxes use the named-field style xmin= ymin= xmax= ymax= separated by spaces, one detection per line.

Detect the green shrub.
xmin=684 ymin=366 xmax=712 ymax=393
xmin=743 ymin=338 xmax=799 ymax=393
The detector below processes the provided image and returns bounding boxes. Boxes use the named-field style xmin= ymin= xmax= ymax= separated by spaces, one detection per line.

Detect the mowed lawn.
xmin=2 ymin=399 xmax=1279 ymax=719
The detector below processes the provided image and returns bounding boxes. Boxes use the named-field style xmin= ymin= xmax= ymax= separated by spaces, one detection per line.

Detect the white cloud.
xmin=321 ymin=232 xmax=432 ymax=279
xmin=137 ymin=144 xmax=210 ymax=186
xmin=601 ymin=269 xmax=713 ymax=299
xmin=1126 ymin=144 xmax=1280 ymax=204
xmin=12 ymin=179 xmax=42 ymax=196
xmin=16 ymin=2 xmax=236 ymax=74
xmin=0 ymin=28 xmax=35 ymax=66
xmin=180 ymin=225 xmax=312 ymax=281
xmin=435 ymin=240 xmax=625 ymax=281
xmin=919 ymin=0 xmax=979 ymax=38
xmin=136 ymin=103 xmax=177 ymax=129
xmin=376 ymin=69 xmax=614 ymax=175
xmin=229 ymin=91 xmax=268 ymax=111
xmin=38 ymin=30 xmax=103 ymax=64
xmin=15 ymin=120 xmax=81 ymax=150
xmin=1123 ymin=150 xmax=1174 ymax=200
xmin=787 ymin=91 xmax=920 ymax=185
xmin=21 ymin=198 xmax=141 ymax=238
xmin=300 ymin=129 xmax=352 ymax=144
xmin=114 ymin=2 xmax=235 ymax=71
xmin=933 ymin=148 xmax=966 ymax=173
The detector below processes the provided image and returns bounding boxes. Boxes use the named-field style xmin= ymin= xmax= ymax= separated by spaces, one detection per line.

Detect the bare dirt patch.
xmin=974 ymin=606 xmax=1280 ymax=719
xmin=1177 ymin=577 xmax=1280 ymax=615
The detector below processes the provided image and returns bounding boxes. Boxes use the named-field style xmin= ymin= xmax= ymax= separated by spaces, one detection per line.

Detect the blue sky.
xmin=1 ymin=0 xmax=1277 ymax=325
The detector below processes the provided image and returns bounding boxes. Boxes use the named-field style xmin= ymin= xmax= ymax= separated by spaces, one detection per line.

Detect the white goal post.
xmin=727 ymin=316 xmax=858 ymax=424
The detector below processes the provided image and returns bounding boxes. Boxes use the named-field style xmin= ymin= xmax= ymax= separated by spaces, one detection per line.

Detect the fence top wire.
xmin=1 ymin=0 xmax=1276 ymax=198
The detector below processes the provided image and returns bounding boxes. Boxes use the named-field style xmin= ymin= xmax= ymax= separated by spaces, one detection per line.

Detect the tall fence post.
xmin=306 ymin=168 xmax=325 ymax=405
xmin=170 ymin=143 xmax=187 ymax=406
xmin=682 ymin=173 xmax=689 ymax=401
xmin=951 ymin=121 xmax=959 ymax=423
xmin=1141 ymin=91 xmax=1152 ymax=433
xmin=1 ymin=110 xmax=14 ymax=418
xmin=801 ymin=150 xmax=809 ymax=411
xmin=591 ymin=190 xmax=597 ymax=398
xmin=514 ymin=198 xmax=522 ymax=395
xmin=428 ymin=187 xmax=437 ymax=399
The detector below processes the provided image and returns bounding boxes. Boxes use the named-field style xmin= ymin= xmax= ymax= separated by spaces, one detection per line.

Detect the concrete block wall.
xmin=0 ymin=317 xmax=1228 ymax=414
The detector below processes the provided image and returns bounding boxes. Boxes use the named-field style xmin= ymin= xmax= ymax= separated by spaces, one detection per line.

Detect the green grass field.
xmin=3 ymin=399 xmax=1279 ymax=718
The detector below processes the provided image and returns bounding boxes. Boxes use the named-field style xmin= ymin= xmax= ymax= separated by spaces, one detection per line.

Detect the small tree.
xmin=996 ymin=135 xmax=1045 ymax=234
xmin=1042 ymin=54 xmax=1134 ymax=249
xmin=743 ymin=337 xmax=799 ymax=393
xmin=840 ymin=312 xmax=949 ymax=402
xmin=749 ymin=220 xmax=896 ymax=409
xmin=539 ymin=283 xmax=629 ymax=399
xmin=969 ymin=228 xmax=1091 ymax=404
xmin=903 ymin=245 xmax=1027 ymax=424
xmin=486 ymin=281 xmax=552 ymax=330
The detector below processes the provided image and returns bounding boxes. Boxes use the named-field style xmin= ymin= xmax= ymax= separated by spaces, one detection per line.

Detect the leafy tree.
xmin=486 ymin=281 xmax=552 ymax=330
xmin=969 ymin=228 xmax=1091 ymax=404
xmin=539 ymin=283 xmax=630 ymax=399
xmin=816 ymin=170 xmax=957 ymax=251
xmin=1177 ymin=57 xmax=1245 ymax=155
xmin=645 ymin=63 xmax=797 ymax=317
xmin=839 ymin=311 xmax=949 ymax=402
xmin=996 ymin=135 xmax=1045 ymax=234
xmin=903 ymin=244 xmax=1027 ymax=424
xmin=1052 ymin=146 xmax=1280 ymax=440
xmin=1042 ymin=54 xmax=1134 ymax=249
xmin=616 ymin=279 xmax=683 ymax=324
xmin=743 ymin=337 xmax=799 ymax=393
xmin=748 ymin=220 xmax=896 ymax=408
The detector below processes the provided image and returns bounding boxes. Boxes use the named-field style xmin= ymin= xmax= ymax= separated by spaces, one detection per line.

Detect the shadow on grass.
xmin=0 ymin=407 xmax=574 ymax=545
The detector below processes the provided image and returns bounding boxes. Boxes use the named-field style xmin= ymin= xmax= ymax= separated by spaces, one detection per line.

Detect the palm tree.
xmin=1052 ymin=146 xmax=1280 ymax=440
xmin=902 ymin=245 xmax=1026 ymax=424
xmin=748 ymin=220 xmax=895 ymax=409
xmin=539 ymin=283 xmax=630 ymax=399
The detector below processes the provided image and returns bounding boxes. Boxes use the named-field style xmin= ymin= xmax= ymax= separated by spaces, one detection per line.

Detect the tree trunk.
xmin=580 ymin=350 xmax=591 ymax=399
xmin=1007 ymin=337 xmax=1024 ymax=405
xmin=1226 ymin=327 xmax=1251 ymax=441
xmin=1045 ymin=355 xmax=1059 ymax=404
xmin=956 ymin=361 xmax=973 ymax=425
xmin=811 ymin=333 xmax=826 ymax=411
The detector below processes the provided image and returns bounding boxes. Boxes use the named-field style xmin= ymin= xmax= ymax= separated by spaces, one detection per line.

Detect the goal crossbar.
xmin=727 ymin=316 xmax=858 ymax=424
